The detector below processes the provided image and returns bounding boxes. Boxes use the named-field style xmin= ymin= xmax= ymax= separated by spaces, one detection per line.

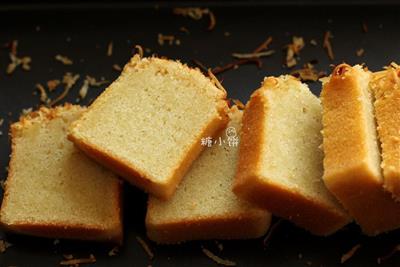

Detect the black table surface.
xmin=1 ymin=2 xmax=400 ymax=267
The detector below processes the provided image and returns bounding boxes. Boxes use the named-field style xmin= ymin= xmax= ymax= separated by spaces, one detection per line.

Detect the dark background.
xmin=0 ymin=1 xmax=400 ymax=266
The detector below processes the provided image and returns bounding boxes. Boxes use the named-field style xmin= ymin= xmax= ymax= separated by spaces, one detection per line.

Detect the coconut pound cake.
xmin=233 ymin=76 xmax=350 ymax=236
xmin=321 ymin=64 xmax=400 ymax=235
xmin=0 ymin=105 xmax=123 ymax=243
xmin=371 ymin=64 xmax=400 ymax=199
xmin=69 ymin=55 xmax=229 ymax=199
xmin=146 ymin=106 xmax=271 ymax=244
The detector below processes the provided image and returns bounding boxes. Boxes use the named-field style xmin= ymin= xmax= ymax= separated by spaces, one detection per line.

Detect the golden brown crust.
xmin=146 ymin=210 xmax=271 ymax=244
xmin=322 ymin=64 xmax=400 ymax=235
xmin=1 ymin=104 xmax=123 ymax=244
xmin=68 ymin=56 xmax=229 ymax=199
xmin=233 ymin=81 xmax=350 ymax=236
xmin=371 ymin=67 xmax=400 ymax=198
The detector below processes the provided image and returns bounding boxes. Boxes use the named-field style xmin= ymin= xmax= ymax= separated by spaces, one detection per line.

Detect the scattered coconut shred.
xmin=55 ymin=54 xmax=73 ymax=65
xmin=173 ymin=7 xmax=216 ymax=31
xmin=49 ymin=72 xmax=80 ymax=106
xmin=341 ymin=244 xmax=361 ymax=264
xmin=136 ymin=236 xmax=154 ymax=260
xmin=0 ymin=239 xmax=12 ymax=253
xmin=377 ymin=244 xmax=400 ymax=264
xmin=285 ymin=36 xmax=305 ymax=68
xmin=59 ymin=254 xmax=96 ymax=266
xmin=158 ymin=33 xmax=180 ymax=46
xmin=202 ymin=247 xmax=236 ymax=266
xmin=291 ymin=63 xmax=326 ymax=82
xmin=6 ymin=40 xmax=31 ymax=75
xmin=79 ymin=76 xmax=109 ymax=99
xmin=107 ymin=41 xmax=113 ymax=56
xmin=108 ymin=246 xmax=119 ymax=257
xmin=323 ymin=31 xmax=335 ymax=60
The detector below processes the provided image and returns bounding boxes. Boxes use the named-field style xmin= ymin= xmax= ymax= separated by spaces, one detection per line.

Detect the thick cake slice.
xmin=0 ymin=105 xmax=123 ymax=244
xmin=321 ymin=64 xmax=400 ymax=235
xmin=371 ymin=64 xmax=400 ymax=199
xmin=69 ymin=56 xmax=229 ymax=199
xmin=233 ymin=76 xmax=350 ymax=236
xmin=146 ymin=106 xmax=271 ymax=244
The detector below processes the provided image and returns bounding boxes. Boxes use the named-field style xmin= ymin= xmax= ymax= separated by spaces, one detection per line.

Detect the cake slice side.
xmin=371 ymin=66 xmax=400 ymax=198
xmin=321 ymin=64 xmax=400 ymax=235
xmin=0 ymin=105 xmax=123 ymax=244
xmin=146 ymin=106 xmax=271 ymax=244
xmin=233 ymin=76 xmax=350 ymax=236
xmin=69 ymin=56 xmax=229 ymax=199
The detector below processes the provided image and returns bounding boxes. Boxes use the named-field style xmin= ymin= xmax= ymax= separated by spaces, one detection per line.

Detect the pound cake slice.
xmin=146 ymin=106 xmax=271 ymax=244
xmin=371 ymin=64 xmax=400 ymax=199
xmin=233 ymin=76 xmax=350 ymax=236
xmin=321 ymin=64 xmax=400 ymax=235
xmin=0 ymin=105 xmax=123 ymax=243
xmin=69 ymin=55 xmax=229 ymax=199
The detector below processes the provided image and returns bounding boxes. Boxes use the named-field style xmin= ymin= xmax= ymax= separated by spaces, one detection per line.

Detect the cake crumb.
xmin=136 ymin=236 xmax=154 ymax=260
xmin=202 ymin=247 xmax=236 ymax=266
xmin=55 ymin=55 xmax=73 ymax=65
xmin=341 ymin=244 xmax=361 ymax=263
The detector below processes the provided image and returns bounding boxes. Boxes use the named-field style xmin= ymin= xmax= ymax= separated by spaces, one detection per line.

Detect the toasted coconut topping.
xmin=55 ymin=54 xmax=73 ymax=65
xmin=135 ymin=45 xmax=144 ymax=58
xmin=323 ymin=31 xmax=335 ymax=60
xmin=341 ymin=244 xmax=361 ymax=264
xmin=202 ymin=247 xmax=236 ymax=266
xmin=136 ymin=236 xmax=154 ymax=260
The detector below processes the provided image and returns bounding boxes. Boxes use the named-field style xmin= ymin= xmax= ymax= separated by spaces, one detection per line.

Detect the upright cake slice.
xmin=321 ymin=64 xmax=400 ymax=235
xmin=69 ymin=56 xmax=229 ymax=199
xmin=146 ymin=106 xmax=271 ymax=244
xmin=371 ymin=64 xmax=400 ymax=199
xmin=0 ymin=105 xmax=123 ymax=243
xmin=233 ymin=76 xmax=350 ymax=236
